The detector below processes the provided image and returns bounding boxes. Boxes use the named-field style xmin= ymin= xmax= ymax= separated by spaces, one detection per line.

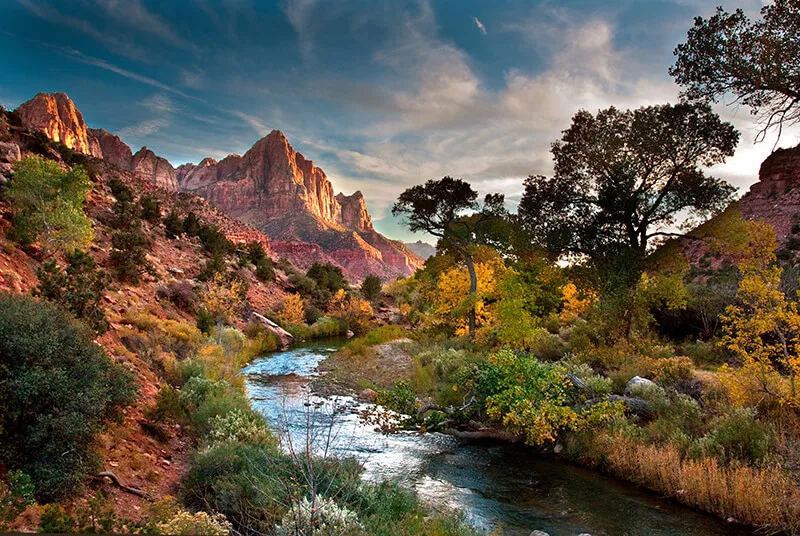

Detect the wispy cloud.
xmin=53 ymin=47 xmax=196 ymax=99
xmin=141 ymin=94 xmax=175 ymax=114
xmin=283 ymin=0 xmax=318 ymax=61
xmin=231 ymin=110 xmax=271 ymax=136
xmin=94 ymin=0 xmax=200 ymax=55
xmin=118 ymin=118 xmax=169 ymax=138
xmin=473 ymin=16 xmax=487 ymax=35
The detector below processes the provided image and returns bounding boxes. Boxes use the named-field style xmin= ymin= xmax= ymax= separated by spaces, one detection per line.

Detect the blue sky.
xmin=1 ymin=0 xmax=791 ymax=241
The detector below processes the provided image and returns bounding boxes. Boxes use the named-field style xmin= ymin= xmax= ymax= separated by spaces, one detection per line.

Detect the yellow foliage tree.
xmin=329 ymin=289 xmax=373 ymax=334
xmin=719 ymin=221 xmax=800 ymax=407
xmin=432 ymin=255 xmax=507 ymax=335
xmin=202 ymin=273 xmax=247 ymax=325
xmin=279 ymin=293 xmax=305 ymax=325
xmin=559 ymin=282 xmax=596 ymax=324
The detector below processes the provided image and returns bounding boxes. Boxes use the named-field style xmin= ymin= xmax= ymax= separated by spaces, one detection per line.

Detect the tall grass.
xmin=605 ymin=434 xmax=800 ymax=534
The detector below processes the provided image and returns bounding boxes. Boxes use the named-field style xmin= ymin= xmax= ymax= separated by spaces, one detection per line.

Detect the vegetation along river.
xmin=242 ymin=341 xmax=755 ymax=536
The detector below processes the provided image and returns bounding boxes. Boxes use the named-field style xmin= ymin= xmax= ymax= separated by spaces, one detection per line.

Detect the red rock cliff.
xmin=16 ymin=92 xmax=102 ymax=157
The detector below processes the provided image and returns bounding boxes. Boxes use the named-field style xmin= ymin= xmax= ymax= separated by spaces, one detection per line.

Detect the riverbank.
xmin=247 ymin=339 xmax=759 ymax=536
xmin=313 ymin=330 xmax=800 ymax=535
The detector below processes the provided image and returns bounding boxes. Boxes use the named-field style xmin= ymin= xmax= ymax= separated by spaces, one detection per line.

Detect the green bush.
xmin=109 ymin=227 xmax=154 ymax=284
xmin=34 ymin=249 xmax=112 ymax=334
xmin=361 ymin=274 xmax=382 ymax=302
xmin=0 ymin=294 xmax=136 ymax=500
xmin=139 ymin=195 xmax=161 ymax=223
xmin=694 ymin=408 xmax=773 ymax=464
xmin=0 ymin=471 xmax=34 ymax=530
xmin=182 ymin=212 xmax=201 ymax=237
xmin=163 ymin=212 xmax=183 ymax=239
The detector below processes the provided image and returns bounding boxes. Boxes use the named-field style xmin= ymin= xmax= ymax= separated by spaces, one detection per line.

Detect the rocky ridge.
xmin=14 ymin=92 xmax=421 ymax=281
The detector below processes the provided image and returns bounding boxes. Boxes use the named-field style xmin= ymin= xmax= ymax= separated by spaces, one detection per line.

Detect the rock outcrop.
xmin=16 ymin=93 xmax=178 ymax=192
xmin=404 ymin=240 xmax=436 ymax=260
xmin=88 ymin=128 xmax=133 ymax=169
xmin=130 ymin=147 xmax=178 ymax=192
xmin=178 ymin=130 xmax=423 ymax=280
xmin=16 ymin=92 xmax=102 ymax=157
xmin=738 ymin=145 xmax=800 ymax=241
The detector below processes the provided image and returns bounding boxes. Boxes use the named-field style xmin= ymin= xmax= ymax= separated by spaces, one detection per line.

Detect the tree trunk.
xmin=464 ymin=254 xmax=477 ymax=336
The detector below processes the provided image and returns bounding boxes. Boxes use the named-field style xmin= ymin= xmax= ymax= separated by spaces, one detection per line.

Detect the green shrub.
xmin=682 ymin=339 xmax=728 ymax=367
xmin=0 ymin=471 xmax=34 ymax=529
xmin=182 ymin=212 xmax=201 ymax=236
xmin=163 ymin=212 xmax=183 ymax=238
xmin=34 ymin=249 xmax=112 ymax=334
xmin=307 ymin=262 xmax=348 ymax=293
xmin=6 ymin=156 xmax=93 ymax=253
xmin=197 ymin=224 xmax=234 ymax=256
xmin=0 ymin=294 xmax=136 ymax=500
xmin=107 ymin=178 xmax=133 ymax=202
xmin=694 ymin=408 xmax=773 ymax=464
xmin=38 ymin=504 xmax=76 ymax=533
xmin=361 ymin=274 xmax=382 ymax=302
xmin=255 ymin=259 xmax=275 ymax=281
xmin=110 ymin=227 xmax=154 ymax=284
xmin=139 ymin=195 xmax=161 ymax=223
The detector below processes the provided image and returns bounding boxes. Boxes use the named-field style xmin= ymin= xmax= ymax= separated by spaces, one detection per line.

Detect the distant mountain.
xmin=404 ymin=240 xmax=436 ymax=260
xmin=14 ymin=92 xmax=423 ymax=281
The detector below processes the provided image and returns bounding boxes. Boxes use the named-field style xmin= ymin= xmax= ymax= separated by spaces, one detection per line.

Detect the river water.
xmin=242 ymin=340 xmax=755 ymax=536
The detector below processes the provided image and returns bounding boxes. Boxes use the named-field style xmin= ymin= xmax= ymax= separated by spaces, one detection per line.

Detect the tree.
xmin=34 ymin=249 xmax=112 ymax=334
xmin=393 ymin=177 xmax=504 ymax=336
xmin=279 ymin=293 xmax=305 ymax=325
xmin=202 ymin=272 xmax=248 ymax=325
xmin=329 ymin=289 xmax=373 ymax=334
xmin=671 ymin=0 xmax=800 ymax=141
xmin=0 ymin=294 xmax=136 ymax=500
xmin=518 ymin=103 xmax=738 ymax=266
xmin=719 ymin=221 xmax=800 ymax=407
xmin=139 ymin=195 xmax=161 ymax=223
xmin=6 ymin=156 xmax=93 ymax=254
xmin=360 ymin=274 xmax=382 ymax=303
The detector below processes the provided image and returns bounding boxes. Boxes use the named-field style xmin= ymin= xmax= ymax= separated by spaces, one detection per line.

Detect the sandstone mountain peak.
xmin=16 ymin=92 xmax=102 ymax=158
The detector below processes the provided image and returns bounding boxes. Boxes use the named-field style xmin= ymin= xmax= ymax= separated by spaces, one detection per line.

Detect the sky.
xmin=1 ymin=0 xmax=796 ymax=242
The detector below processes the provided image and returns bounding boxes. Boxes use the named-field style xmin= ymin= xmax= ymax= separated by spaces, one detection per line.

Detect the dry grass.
xmin=606 ymin=434 xmax=800 ymax=534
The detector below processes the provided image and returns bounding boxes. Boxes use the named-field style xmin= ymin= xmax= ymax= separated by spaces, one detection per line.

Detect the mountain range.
xmin=14 ymin=92 xmax=423 ymax=281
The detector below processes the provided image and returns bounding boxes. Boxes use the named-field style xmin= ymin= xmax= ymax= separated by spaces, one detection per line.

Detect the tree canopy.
xmin=7 ymin=156 xmax=93 ymax=254
xmin=671 ymin=0 xmax=800 ymax=141
xmin=518 ymin=103 xmax=738 ymax=263
xmin=393 ymin=177 xmax=504 ymax=335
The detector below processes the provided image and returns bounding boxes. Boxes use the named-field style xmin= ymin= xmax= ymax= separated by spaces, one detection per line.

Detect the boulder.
xmin=529 ymin=531 xmax=550 ymax=536
xmin=0 ymin=141 xmax=21 ymax=163
xmin=625 ymin=376 xmax=658 ymax=396
xmin=359 ymin=389 xmax=378 ymax=402
xmin=251 ymin=312 xmax=294 ymax=350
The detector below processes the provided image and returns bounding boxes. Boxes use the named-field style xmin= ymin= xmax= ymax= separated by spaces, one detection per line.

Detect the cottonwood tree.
xmin=518 ymin=103 xmax=738 ymax=267
xmin=671 ymin=0 xmax=800 ymax=142
xmin=518 ymin=104 xmax=738 ymax=337
xmin=393 ymin=177 xmax=504 ymax=336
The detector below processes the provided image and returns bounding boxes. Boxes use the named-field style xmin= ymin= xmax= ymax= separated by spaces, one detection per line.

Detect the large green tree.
xmin=518 ymin=103 xmax=738 ymax=264
xmin=671 ymin=0 xmax=800 ymax=141
xmin=6 ymin=156 xmax=93 ymax=254
xmin=393 ymin=177 xmax=504 ymax=336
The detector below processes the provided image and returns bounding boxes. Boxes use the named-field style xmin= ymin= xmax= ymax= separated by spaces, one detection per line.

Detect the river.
xmin=242 ymin=340 xmax=755 ymax=536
